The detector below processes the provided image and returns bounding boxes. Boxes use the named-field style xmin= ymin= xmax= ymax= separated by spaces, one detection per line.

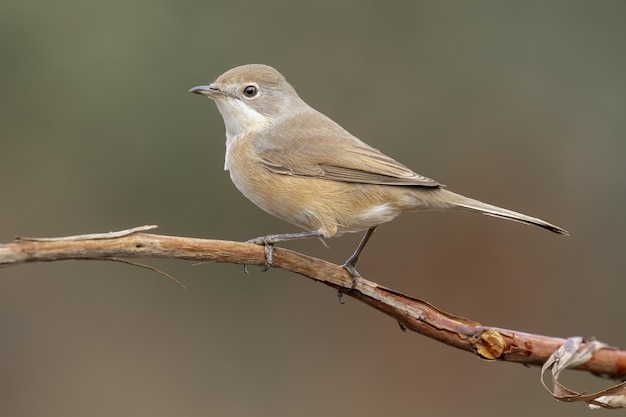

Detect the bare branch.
xmin=1 ymin=226 xmax=625 ymax=385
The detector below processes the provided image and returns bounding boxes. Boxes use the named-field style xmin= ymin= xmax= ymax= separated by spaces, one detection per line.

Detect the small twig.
xmin=106 ymin=257 xmax=188 ymax=291
xmin=15 ymin=225 xmax=158 ymax=241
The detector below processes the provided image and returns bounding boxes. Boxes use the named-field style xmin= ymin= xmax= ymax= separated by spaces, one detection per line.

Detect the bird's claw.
xmin=245 ymin=237 xmax=275 ymax=272
xmin=336 ymin=290 xmax=345 ymax=304
xmin=341 ymin=262 xmax=361 ymax=289
xmin=335 ymin=262 xmax=361 ymax=304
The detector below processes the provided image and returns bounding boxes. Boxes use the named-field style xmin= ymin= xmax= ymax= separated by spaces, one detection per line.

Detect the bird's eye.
xmin=243 ymin=85 xmax=258 ymax=98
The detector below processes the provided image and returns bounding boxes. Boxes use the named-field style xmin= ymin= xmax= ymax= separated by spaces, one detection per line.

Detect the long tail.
xmin=434 ymin=189 xmax=569 ymax=235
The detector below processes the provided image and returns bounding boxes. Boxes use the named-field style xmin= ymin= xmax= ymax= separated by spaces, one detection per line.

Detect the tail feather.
xmin=439 ymin=190 xmax=569 ymax=235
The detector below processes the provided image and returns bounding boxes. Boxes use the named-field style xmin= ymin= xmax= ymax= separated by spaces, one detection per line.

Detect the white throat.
xmin=215 ymin=98 xmax=271 ymax=170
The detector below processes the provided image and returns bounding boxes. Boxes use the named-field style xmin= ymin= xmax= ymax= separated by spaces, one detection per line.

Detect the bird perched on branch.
xmin=190 ymin=64 xmax=568 ymax=287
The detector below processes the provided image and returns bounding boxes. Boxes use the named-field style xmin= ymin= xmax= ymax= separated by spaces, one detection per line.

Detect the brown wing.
xmin=254 ymin=113 xmax=440 ymax=187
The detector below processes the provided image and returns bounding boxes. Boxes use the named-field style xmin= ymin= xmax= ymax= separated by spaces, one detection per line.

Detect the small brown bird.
xmin=190 ymin=64 xmax=567 ymax=285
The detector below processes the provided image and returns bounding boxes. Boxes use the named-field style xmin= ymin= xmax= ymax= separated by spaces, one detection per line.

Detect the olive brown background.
xmin=1 ymin=1 xmax=625 ymax=416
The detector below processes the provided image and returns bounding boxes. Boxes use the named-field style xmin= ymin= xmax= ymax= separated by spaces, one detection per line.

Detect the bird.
xmin=190 ymin=64 xmax=568 ymax=287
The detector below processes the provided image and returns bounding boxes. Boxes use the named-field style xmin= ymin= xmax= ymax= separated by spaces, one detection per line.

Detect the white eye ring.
xmin=242 ymin=84 xmax=258 ymax=98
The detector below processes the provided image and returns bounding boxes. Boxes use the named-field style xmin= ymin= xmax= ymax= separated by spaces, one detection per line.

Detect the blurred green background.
xmin=1 ymin=1 xmax=625 ymax=416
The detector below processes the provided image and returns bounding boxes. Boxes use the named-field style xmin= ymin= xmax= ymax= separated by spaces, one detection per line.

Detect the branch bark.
xmin=2 ymin=226 xmax=625 ymax=383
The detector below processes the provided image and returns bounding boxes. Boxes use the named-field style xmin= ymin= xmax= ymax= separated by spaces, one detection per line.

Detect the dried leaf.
xmin=541 ymin=337 xmax=626 ymax=409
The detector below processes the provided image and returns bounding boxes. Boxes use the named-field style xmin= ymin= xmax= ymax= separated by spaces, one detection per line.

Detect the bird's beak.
xmin=189 ymin=84 xmax=226 ymax=98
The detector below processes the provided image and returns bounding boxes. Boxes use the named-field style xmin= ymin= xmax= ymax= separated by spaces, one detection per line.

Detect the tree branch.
xmin=2 ymin=226 xmax=625 ymax=387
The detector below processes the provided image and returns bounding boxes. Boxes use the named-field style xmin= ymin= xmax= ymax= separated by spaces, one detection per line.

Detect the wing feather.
xmin=255 ymin=123 xmax=439 ymax=187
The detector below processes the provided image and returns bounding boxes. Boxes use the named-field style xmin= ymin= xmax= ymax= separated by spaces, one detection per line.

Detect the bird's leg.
xmin=341 ymin=227 xmax=377 ymax=289
xmin=246 ymin=230 xmax=322 ymax=272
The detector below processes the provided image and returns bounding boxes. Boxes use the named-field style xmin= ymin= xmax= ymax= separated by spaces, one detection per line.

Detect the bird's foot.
xmin=243 ymin=231 xmax=322 ymax=274
xmin=244 ymin=236 xmax=277 ymax=273
xmin=336 ymin=260 xmax=361 ymax=304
